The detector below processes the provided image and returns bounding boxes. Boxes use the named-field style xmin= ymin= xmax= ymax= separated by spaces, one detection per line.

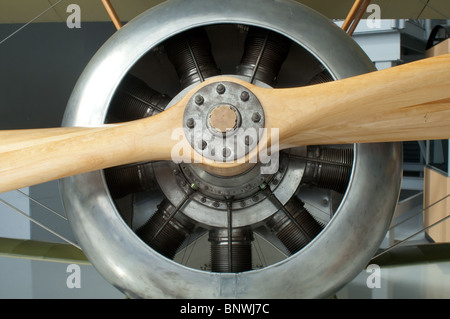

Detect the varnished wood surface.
xmin=1 ymin=53 xmax=450 ymax=192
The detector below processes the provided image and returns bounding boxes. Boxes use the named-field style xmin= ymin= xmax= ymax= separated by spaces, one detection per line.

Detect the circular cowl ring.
xmin=60 ymin=0 xmax=402 ymax=298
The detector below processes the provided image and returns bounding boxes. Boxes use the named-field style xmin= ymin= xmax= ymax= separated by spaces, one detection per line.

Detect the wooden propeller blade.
xmin=0 ymin=53 xmax=449 ymax=193
xmin=0 ymin=100 xmax=188 ymax=193
xmin=250 ymin=53 xmax=450 ymax=149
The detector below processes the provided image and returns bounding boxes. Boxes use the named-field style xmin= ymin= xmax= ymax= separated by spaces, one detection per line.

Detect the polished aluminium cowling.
xmin=60 ymin=0 xmax=402 ymax=298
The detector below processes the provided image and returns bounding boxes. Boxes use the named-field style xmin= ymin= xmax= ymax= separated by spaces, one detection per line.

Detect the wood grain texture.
xmin=252 ymin=53 xmax=450 ymax=148
xmin=0 ymin=99 xmax=188 ymax=193
xmin=423 ymin=167 xmax=450 ymax=243
xmin=1 ymin=53 xmax=450 ymax=192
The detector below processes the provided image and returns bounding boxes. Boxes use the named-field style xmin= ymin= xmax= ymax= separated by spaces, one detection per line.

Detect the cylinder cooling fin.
xmin=136 ymin=199 xmax=195 ymax=260
xmin=266 ymin=197 xmax=324 ymax=255
xmin=301 ymin=146 xmax=354 ymax=194
xmin=236 ymin=27 xmax=292 ymax=86
xmin=165 ymin=28 xmax=221 ymax=89
xmin=209 ymin=227 xmax=254 ymax=273
xmin=60 ymin=0 xmax=402 ymax=299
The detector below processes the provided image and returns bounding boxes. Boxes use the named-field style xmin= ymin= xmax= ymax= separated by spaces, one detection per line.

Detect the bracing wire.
xmin=0 ymin=198 xmax=81 ymax=250
xmin=0 ymin=0 xmax=67 ymax=46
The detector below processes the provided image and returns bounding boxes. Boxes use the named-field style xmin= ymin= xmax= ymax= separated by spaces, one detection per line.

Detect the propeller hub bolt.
xmin=222 ymin=147 xmax=231 ymax=158
xmin=199 ymin=140 xmax=208 ymax=150
xmin=186 ymin=118 xmax=195 ymax=128
xmin=195 ymin=95 xmax=204 ymax=105
xmin=244 ymin=135 xmax=253 ymax=145
xmin=216 ymin=83 xmax=226 ymax=94
xmin=240 ymin=91 xmax=250 ymax=102
xmin=252 ymin=112 xmax=261 ymax=123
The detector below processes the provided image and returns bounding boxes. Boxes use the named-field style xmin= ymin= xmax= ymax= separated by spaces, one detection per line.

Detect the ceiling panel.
xmin=373 ymin=0 xmax=428 ymax=19
xmin=0 ymin=0 xmax=62 ymax=24
xmin=49 ymin=0 xmax=166 ymax=23
xmin=0 ymin=0 xmax=449 ymax=24
xmin=419 ymin=0 xmax=450 ymax=19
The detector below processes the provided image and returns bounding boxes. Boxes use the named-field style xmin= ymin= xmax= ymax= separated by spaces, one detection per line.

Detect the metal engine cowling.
xmin=60 ymin=0 xmax=402 ymax=299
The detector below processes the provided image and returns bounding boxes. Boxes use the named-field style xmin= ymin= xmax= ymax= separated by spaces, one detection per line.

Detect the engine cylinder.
xmin=209 ymin=228 xmax=254 ymax=272
xmin=136 ymin=200 xmax=194 ymax=259
xmin=266 ymin=197 xmax=323 ymax=255
xmin=303 ymin=146 xmax=354 ymax=194
xmin=165 ymin=28 xmax=221 ymax=89
xmin=236 ymin=27 xmax=291 ymax=86
xmin=107 ymin=74 xmax=170 ymax=122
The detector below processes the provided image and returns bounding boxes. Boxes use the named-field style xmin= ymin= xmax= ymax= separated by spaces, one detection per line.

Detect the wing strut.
xmin=101 ymin=0 xmax=123 ymax=30
xmin=342 ymin=0 xmax=372 ymax=36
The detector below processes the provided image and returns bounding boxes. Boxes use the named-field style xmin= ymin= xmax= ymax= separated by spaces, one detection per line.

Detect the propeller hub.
xmin=183 ymin=80 xmax=265 ymax=162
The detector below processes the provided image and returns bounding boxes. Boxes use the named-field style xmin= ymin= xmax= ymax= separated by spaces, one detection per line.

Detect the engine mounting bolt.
xmin=240 ymin=91 xmax=250 ymax=102
xmin=252 ymin=112 xmax=261 ymax=123
xmin=190 ymin=183 xmax=199 ymax=191
xmin=186 ymin=118 xmax=195 ymax=129
xmin=213 ymin=201 xmax=220 ymax=207
xmin=216 ymin=83 xmax=226 ymax=94
xmin=195 ymin=95 xmax=204 ymax=105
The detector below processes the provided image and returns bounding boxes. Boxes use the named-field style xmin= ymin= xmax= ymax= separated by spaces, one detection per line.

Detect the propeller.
xmin=1 ymin=52 xmax=450 ymax=193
